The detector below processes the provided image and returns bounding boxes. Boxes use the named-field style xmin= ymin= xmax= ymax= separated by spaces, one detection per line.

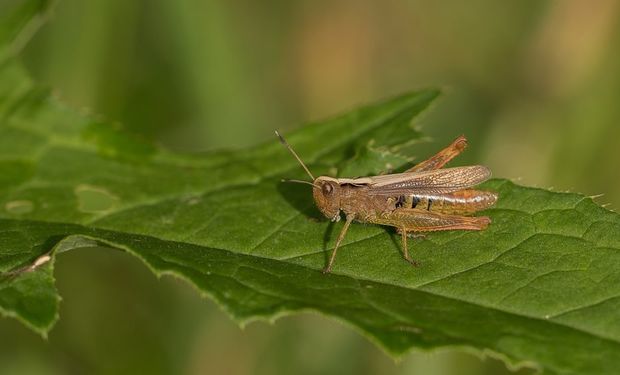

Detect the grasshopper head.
xmin=274 ymin=131 xmax=342 ymax=221
xmin=313 ymin=176 xmax=341 ymax=221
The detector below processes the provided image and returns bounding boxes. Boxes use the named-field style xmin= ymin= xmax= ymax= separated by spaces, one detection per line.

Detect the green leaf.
xmin=0 ymin=0 xmax=51 ymax=59
xmin=3 ymin=2 xmax=620 ymax=375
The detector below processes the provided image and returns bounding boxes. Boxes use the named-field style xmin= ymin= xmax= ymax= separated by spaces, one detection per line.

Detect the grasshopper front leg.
xmin=324 ymin=214 xmax=354 ymax=273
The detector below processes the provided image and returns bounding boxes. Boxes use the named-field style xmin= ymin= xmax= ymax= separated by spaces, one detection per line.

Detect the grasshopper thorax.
xmin=312 ymin=176 xmax=342 ymax=221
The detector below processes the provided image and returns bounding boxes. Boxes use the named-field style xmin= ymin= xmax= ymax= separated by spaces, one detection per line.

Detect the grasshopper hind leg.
xmin=406 ymin=135 xmax=468 ymax=172
xmin=400 ymin=228 xmax=421 ymax=267
xmin=380 ymin=209 xmax=491 ymax=268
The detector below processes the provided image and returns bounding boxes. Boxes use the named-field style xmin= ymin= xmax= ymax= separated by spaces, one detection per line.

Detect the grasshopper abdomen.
xmin=402 ymin=190 xmax=497 ymax=215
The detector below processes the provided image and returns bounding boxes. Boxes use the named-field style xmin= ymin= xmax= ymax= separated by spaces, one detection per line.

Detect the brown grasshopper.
xmin=276 ymin=132 xmax=497 ymax=273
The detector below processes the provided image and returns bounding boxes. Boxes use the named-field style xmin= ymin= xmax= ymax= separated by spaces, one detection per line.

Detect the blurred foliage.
xmin=2 ymin=0 xmax=619 ymax=374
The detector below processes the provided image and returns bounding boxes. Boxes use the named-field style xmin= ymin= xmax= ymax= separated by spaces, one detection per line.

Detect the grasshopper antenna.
xmin=275 ymin=130 xmax=315 ymax=181
xmin=281 ymin=179 xmax=318 ymax=188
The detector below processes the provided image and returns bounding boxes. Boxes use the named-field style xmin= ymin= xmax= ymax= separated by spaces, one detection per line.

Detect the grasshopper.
xmin=276 ymin=132 xmax=497 ymax=273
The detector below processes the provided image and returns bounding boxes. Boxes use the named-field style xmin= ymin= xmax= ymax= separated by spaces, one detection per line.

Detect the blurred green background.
xmin=1 ymin=0 xmax=620 ymax=374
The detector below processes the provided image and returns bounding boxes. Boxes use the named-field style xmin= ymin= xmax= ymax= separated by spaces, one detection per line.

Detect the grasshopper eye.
xmin=322 ymin=183 xmax=334 ymax=195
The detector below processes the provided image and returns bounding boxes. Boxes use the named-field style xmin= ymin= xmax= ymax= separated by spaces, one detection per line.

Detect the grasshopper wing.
xmin=367 ymin=165 xmax=491 ymax=196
